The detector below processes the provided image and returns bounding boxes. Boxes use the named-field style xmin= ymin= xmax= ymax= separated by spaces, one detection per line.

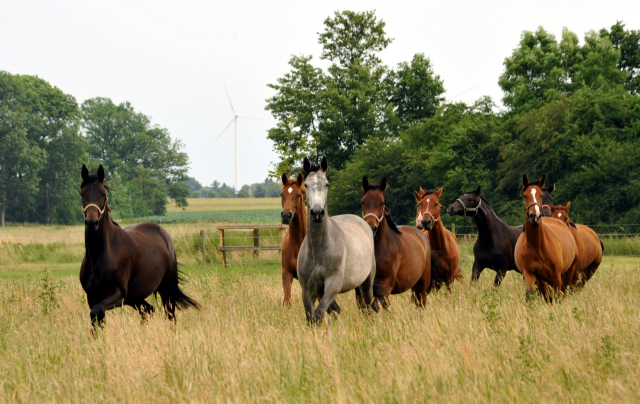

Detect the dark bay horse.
xmin=297 ymin=157 xmax=376 ymax=324
xmin=447 ymin=187 xmax=522 ymax=286
xmin=280 ymin=172 xmax=306 ymax=307
xmin=542 ymin=182 xmax=555 ymax=217
xmin=80 ymin=165 xmax=200 ymax=327
xmin=415 ymin=187 xmax=462 ymax=292
xmin=551 ymin=202 xmax=603 ymax=287
xmin=514 ymin=175 xmax=579 ymax=301
xmin=362 ymin=177 xmax=436 ymax=310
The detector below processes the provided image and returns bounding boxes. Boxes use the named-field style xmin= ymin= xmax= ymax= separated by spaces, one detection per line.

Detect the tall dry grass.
xmin=0 ymin=255 xmax=639 ymax=403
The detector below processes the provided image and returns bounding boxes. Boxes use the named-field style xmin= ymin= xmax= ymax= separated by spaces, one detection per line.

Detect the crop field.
xmin=1 ymin=222 xmax=640 ymax=403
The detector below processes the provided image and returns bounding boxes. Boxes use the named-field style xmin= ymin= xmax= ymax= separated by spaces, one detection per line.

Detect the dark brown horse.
xmin=415 ymin=187 xmax=462 ymax=292
xmin=361 ymin=177 xmax=436 ymax=310
xmin=447 ymin=187 xmax=522 ymax=286
xmin=551 ymin=202 xmax=603 ymax=287
xmin=514 ymin=175 xmax=579 ymax=301
xmin=80 ymin=165 xmax=200 ymax=327
xmin=280 ymin=172 xmax=306 ymax=307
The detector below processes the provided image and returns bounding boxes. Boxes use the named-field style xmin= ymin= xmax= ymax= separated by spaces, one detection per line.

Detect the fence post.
xmin=452 ymin=223 xmax=456 ymax=237
xmin=219 ymin=228 xmax=226 ymax=269
xmin=253 ymin=228 xmax=260 ymax=258
xmin=200 ymin=230 xmax=206 ymax=264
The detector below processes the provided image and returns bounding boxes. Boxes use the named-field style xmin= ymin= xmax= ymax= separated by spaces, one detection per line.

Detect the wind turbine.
xmin=216 ymin=86 xmax=267 ymax=191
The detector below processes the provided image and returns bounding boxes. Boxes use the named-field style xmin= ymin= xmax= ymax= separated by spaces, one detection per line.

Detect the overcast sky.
xmin=2 ymin=0 xmax=638 ymax=188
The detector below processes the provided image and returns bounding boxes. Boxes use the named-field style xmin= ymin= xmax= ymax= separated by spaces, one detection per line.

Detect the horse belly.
xmin=338 ymin=222 xmax=375 ymax=292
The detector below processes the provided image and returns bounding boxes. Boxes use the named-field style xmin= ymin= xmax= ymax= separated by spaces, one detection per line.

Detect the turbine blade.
xmin=224 ymin=85 xmax=236 ymax=114
xmin=216 ymin=117 xmax=235 ymax=140
xmin=236 ymin=114 xmax=269 ymax=121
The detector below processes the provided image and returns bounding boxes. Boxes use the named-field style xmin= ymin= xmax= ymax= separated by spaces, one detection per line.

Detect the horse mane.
xmin=283 ymin=178 xmax=306 ymax=194
xmin=422 ymin=189 xmax=438 ymax=196
xmin=302 ymin=164 xmax=320 ymax=178
xmin=466 ymin=190 xmax=510 ymax=227
xmin=364 ymin=185 xmax=401 ymax=234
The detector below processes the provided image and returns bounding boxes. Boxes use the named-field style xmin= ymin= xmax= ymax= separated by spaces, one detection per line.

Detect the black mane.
xmin=302 ymin=164 xmax=321 ymax=178
xmin=465 ymin=190 xmax=510 ymax=226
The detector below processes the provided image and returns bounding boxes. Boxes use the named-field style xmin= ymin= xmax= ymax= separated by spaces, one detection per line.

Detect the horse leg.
xmin=536 ymin=280 xmax=551 ymax=303
xmin=411 ymin=281 xmax=428 ymax=309
xmin=359 ymin=264 xmax=376 ymax=311
xmin=522 ymin=270 xmax=537 ymax=301
xmin=314 ymin=278 xmax=342 ymax=324
xmin=470 ymin=261 xmax=484 ymax=283
xmin=372 ymin=279 xmax=392 ymax=311
xmin=90 ymin=288 xmax=125 ymax=328
xmin=301 ymin=287 xmax=316 ymax=324
xmin=282 ymin=270 xmax=294 ymax=307
xmin=126 ymin=297 xmax=155 ymax=322
xmin=493 ymin=269 xmax=507 ymax=287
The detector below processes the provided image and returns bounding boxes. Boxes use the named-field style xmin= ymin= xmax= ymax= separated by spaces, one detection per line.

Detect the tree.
xmin=601 ymin=21 xmax=640 ymax=94
xmin=81 ymin=97 xmax=190 ymax=215
xmin=387 ymin=53 xmax=445 ymax=125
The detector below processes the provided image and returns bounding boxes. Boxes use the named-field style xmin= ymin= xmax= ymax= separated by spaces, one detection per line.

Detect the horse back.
xmin=388 ymin=226 xmax=430 ymax=292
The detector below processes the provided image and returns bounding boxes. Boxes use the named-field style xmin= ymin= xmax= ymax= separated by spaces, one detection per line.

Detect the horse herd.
xmin=78 ymin=159 xmax=602 ymax=328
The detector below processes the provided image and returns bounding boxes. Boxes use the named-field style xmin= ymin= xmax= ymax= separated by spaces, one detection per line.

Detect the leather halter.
xmin=525 ymin=200 xmax=541 ymax=214
xmin=456 ymin=197 xmax=484 ymax=217
xmin=83 ymin=198 xmax=108 ymax=220
xmin=417 ymin=198 xmax=440 ymax=223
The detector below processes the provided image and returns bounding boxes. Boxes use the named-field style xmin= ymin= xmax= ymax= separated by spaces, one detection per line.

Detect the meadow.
xmin=1 ymin=203 xmax=640 ymax=403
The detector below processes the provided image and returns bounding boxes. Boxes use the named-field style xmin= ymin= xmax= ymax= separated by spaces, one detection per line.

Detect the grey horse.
xmin=297 ymin=156 xmax=377 ymax=324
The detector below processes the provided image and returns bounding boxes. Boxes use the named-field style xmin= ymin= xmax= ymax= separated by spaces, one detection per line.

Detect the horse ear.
xmin=320 ymin=156 xmax=328 ymax=172
xmin=303 ymin=157 xmax=311 ymax=174
xmin=81 ymin=165 xmax=89 ymax=181
xmin=296 ymin=172 xmax=303 ymax=187
xmin=538 ymin=174 xmax=546 ymax=188
xmin=566 ymin=201 xmax=571 ymax=211
xmin=435 ymin=187 xmax=443 ymax=198
xmin=522 ymin=175 xmax=529 ymax=189
xmin=414 ymin=190 xmax=421 ymax=202
xmin=362 ymin=176 xmax=369 ymax=193
xmin=380 ymin=177 xmax=387 ymax=192
xmin=548 ymin=182 xmax=555 ymax=193
xmin=462 ymin=188 xmax=467 ymax=195
xmin=475 ymin=186 xmax=481 ymax=196
xmin=97 ymin=165 xmax=105 ymax=183
xmin=281 ymin=172 xmax=288 ymax=185
xmin=419 ymin=186 xmax=425 ymax=196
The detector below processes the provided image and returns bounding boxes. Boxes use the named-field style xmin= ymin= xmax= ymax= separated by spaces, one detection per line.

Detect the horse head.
xmin=550 ymin=202 xmax=571 ymax=224
xmin=415 ymin=187 xmax=443 ymax=231
xmin=522 ymin=174 xmax=545 ymax=227
xmin=361 ymin=176 xmax=387 ymax=236
xmin=280 ymin=171 xmax=305 ymax=225
xmin=448 ymin=186 xmax=482 ymax=217
xmin=80 ymin=164 xmax=108 ymax=232
xmin=542 ymin=182 xmax=555 ymax=217
xmin=303 ymin=156 xmax=329 ymax=223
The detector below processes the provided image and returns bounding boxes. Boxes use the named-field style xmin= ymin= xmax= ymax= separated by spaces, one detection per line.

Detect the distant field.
xmin=166 ymin=197 xmax=281 ymax=212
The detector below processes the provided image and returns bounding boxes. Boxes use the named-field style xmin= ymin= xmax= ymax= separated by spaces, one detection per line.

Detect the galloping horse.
xmin=362 ymin=177 xmax=436 ymax=310
xmin=551 ymin=202 xmax=603 ymax=286
xmin=415 ymin=187 xmax=462 ymax=292
xmin=514 ymin=175 xmax=579 ymax=301
xmin=297 ymin=157 xmax=376 ymax=324
xmin=80 ymin=165 xmax=200 ymax=327
xmin=447 ymin=187 xmax=522 ymax=286
xmin=280 ymin=172 xmax=306 ymax=307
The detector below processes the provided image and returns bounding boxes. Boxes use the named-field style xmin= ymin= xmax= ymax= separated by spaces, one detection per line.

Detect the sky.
xmin=2 ymin=0 xmax=639 ymax=188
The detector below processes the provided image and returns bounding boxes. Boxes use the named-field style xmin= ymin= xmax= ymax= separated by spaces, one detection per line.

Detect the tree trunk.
xmin=0 ymin=203 xmax=5 ymax=228
xmin=45 ymin=183 xmax=50 ymax=226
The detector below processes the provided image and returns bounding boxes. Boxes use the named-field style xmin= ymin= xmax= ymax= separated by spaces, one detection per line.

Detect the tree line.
xmin=0 ymin=73 xmax=189 ymax=226
xmin=266 ymin=11 xmax=640 ymax=229
xmin=186 ymin=177 xmax=281 ymax=198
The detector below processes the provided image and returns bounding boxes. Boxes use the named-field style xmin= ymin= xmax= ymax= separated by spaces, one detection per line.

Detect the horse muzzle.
xmin=281 ymin=211 xmax=293 ymax=225
xmin=85 ymin=217 xmax=99 ymax=232
xmin=528 ymin=213 xmax=541 ymax=226
xmin=310 ymin=207 xmax=325 ymax=223
xmin=447 ymin=204 xmax=460 ymax=216
xmin=421 ymin=220 xmax=433 ymax=231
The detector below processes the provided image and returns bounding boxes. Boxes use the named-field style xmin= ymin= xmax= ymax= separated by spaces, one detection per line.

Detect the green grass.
xmin=124 ymin=209 xmax=281 ymax=225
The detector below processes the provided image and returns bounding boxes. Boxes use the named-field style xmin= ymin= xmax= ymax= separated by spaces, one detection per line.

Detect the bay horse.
xmin=551 ymin=202 xmax=603 ymax=287
xmin=514 ymin=175 xmax=579 ymax=301
xmin=362 ymin=177 xmax=436 ymax=310
xmin=447 ymin=187 xmax=522 ymax=286
xmin=542 ymin=182 xmax=555 ymax=217
xmin=415 ymin=187 xmax=462 ymax=292
xmin=80 ymin=165 xmax=200 ymax=327
xmin=297 ymin=157 xmax=376 ymax=324
xmin=280 ymin=172 xmax=306 ymax=307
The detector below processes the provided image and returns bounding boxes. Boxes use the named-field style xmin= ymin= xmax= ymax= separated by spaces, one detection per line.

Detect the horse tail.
xmin=429 ymin=255 xmax=440 ymax=292
xmin=173 ymin=267 xmax=201 ymax=310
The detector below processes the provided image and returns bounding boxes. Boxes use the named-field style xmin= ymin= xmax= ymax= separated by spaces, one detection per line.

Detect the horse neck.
xmin=429 ymin=218 xmax=449 ymax=250
xmin=306 ymin=207 xmax=332 ymax=252
xmin=473 ymin=204 xmax=499 ymax=241
xmin=523 ymin=217 xmax=546 ymax=247
xmin=288 ymin=197 xmax=307 ymax=246
xmin=374 ymin=215 xmax=394 ymax=245
xmin=84 ymin=211 xmax=115 ymax=263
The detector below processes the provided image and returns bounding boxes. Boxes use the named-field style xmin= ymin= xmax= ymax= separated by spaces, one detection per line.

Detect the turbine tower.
xmin=216 ymin=86 xmax=266 ymax=191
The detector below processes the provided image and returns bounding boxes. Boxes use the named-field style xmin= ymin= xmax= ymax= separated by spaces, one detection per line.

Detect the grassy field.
xmin=166 ymin=197 xmax=281 ymax=212
xmin=0 ymin=228 xmax=639 ymax=402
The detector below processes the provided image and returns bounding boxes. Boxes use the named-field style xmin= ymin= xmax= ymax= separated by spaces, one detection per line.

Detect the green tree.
xmin=601 ymin=21 xmax=640 ymax=94
xmin=107 ymin=170 xmax=133 ymax=220
xmin=387 ymin=53 xmax=445 ymax=125
xmin=81 ymin=97 xmax=190 ymax=215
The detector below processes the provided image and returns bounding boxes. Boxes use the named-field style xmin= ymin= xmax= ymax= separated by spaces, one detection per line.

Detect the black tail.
xmin=174 ymin=270 xmax=201 ymax=310
xmin=429 ymin=256 xmax=441 ymax=292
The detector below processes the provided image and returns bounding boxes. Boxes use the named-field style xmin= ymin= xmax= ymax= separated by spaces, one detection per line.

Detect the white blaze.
xmin=558 ymin=213 xmax=562 ymax=218
xmin=288 ymin=187 xmax=293 ymax=194
xmin=530 ymin=189 xmax=540 ymax=216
